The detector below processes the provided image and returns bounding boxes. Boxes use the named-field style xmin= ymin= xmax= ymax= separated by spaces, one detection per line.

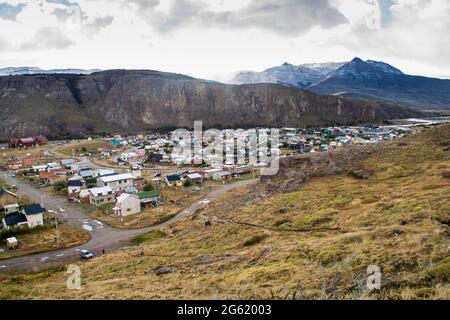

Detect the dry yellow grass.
xmin=0 ymin=124 xmax=449 ymax=300
xmin=83 ymin=186 xmax=212 ymax=229
xmin=53 ymin=140 xmax=113 ymax=157
xmin=0 ymin=225 xmax=91 ymax=260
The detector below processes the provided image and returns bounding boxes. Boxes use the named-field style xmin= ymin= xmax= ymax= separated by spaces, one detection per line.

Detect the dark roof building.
xmin=23 ymin=204 xmax=46 ymax=215
xmin=8 ymin=136 xmax=48 ymax=148
xmin=166 ymin=174 xmax=181 ymax=182
xmin=68 ymin=180 xmax=83 ymax=187
xmin=3 ymin=213 xmax=28 ymax=227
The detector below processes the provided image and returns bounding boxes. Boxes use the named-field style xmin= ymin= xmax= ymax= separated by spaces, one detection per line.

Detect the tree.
xmin=54 ymin=181 xmax=68 ymax=193
xmin=183 ymin=179 xmax=192 ymax=187
xmin=143 ymin=182 xmax=155 ymax=191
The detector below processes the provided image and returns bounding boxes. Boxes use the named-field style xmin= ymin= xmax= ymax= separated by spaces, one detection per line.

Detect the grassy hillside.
xmin=0 ymin=124 xmax=449 ymax=299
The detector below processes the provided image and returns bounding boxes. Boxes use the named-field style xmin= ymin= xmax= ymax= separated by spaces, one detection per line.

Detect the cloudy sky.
xmin=0 ymin=0 xmax=449 ymax=80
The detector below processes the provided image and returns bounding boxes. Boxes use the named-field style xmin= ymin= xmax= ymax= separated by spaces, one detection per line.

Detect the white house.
xmin=68 ymin=179 xmax=83 ymax=195
xmin=88 ymin=186 xmax=114 ymax=206
xmin=201 ymin=168 xmax=222 ymax=179
xmin=22 ymin=204 xmax=45 ymax=228
xmin=212 ymin=171 xmax=232 ymax=182
xmin=97 ymin=173 xmax=134 ymax=193
xmin=93 ymin=169 xmax=116 ymax=177
xmin=113 ymin=193 xmax=141 ymax=216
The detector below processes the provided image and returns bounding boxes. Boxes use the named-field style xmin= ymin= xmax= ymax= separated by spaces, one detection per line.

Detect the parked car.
xmin=11 ymin=184 xmax=18 ymax=190
xmin=80 ymin=250 xmax=94 ymax=260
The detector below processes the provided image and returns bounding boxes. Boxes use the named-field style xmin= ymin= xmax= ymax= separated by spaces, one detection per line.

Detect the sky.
xmin=0 ymin=0 xmax=449 ymax=80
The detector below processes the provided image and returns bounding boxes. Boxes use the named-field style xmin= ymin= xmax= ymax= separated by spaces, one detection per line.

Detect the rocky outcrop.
xmin=0 ymin=70 xmax=423 ymax=140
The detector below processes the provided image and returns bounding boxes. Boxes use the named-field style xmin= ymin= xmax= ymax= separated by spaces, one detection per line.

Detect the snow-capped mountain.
xmin=327 ymin=57 xmax=403 ymax=80
xmin=300 ymin=62 xmax=346 ymax=76
xmin=0 ymin=67 xmax=100 ymax=76
xmin=231 ymin=62 xmax=326 ymax=88
xmin=232 ymin=58 xmax=450 ymax=111
xmin=309 ymin=58 xmax=450 ymax=111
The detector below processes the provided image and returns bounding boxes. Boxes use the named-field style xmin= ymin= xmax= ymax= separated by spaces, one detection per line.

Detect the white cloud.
xmin=0 ymin=0 xmax=448 ymax=78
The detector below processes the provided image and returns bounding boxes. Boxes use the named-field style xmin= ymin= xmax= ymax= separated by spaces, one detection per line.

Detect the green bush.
xmin=143 ymin=183 xmax=155 ymax=192
xmin=53 ymin=181 xmax=68 ymax=192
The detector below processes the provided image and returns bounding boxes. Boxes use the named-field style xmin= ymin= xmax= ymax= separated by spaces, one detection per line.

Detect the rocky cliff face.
xmin=0 ymin=70 xmax=423 ymax=140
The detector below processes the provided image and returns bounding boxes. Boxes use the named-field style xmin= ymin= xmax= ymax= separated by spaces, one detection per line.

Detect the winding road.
xmin=0 ymin=170 xmax=257 ymax=273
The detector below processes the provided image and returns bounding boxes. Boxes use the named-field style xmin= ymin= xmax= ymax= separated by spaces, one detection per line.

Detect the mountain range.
xmin=0 ymin=70 xmax=422 ymax=140
xmin=231 ymin=58 xmax=450 ymax=112
xmin=0 ymin=67 xmax=100 ymax=77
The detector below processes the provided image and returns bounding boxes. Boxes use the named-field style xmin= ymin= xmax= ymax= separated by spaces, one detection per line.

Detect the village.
xmin=0 ymin=123 xmax=415 ymax=258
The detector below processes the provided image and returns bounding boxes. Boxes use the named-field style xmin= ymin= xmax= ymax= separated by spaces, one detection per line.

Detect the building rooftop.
xmin=99 ymin=173 xmax=133 ymax=183
xmin=89 ymin=186 xmax=113 ymax=197
xmin=3 ymin=213 xmax=27 ymax=226
xmin=23 ymin=204 xmax=46 ymax=215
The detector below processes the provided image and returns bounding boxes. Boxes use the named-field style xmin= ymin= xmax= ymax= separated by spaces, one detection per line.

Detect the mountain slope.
xmin=309 ymin=58 xmax=450 ymax=112
xmin=0 ymin=70 xmax=422 ymax=140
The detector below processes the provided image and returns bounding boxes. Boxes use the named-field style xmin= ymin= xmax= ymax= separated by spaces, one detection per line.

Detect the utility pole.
xmin=55 ymin=215 xmax=59 ymax=246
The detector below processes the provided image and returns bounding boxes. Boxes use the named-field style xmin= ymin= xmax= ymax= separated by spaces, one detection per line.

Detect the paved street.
xmin=0 ymin=171 xmax=257 ymax=272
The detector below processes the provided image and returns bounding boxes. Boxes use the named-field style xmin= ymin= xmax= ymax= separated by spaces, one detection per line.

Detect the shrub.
xmin=422 ymin=257 xmax=450 ymax=284
xmin=143 ymin=183 xmax=155 ymax=192
xmin=53 ymin=181 xmax=68 ymax=193
xmin=441 ymin=171 xmax=450 ymax=179
xmin=183 ymin=179 xmax=193 ymax=187
xmin=243 ymin=234 xmax=268 ymax=247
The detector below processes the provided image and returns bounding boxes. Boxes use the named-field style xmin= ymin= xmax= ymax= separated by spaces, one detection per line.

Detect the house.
xmin=93 ymin=169 xmax=115 ymax=177
xmin=3 ymin=203 xmax=19 ymax=215
xmin=79 ymin=189 xmax=90 ymax=201
xmin=88 ymin=186 xmax=114 ymax=206
xmin=2 ymin=213 xmax=28 ymax=229
xmin=165 ymin=174 xmax=182 ymax=187
xmin=8 ymin=135 xmax=48 ymax=148
xmin=79 ymin=170 xmax=94 ymax=179
xmin=201 ymin=168 xmax=222 ymax=179
xmin=61 ymin=159 xmax=75 ymax=169
xmin=23 ymin=204 xmax=45 ymax=228
xmin=185 ymin=173 xmax=203 ymax=186
xmin=68 ymin=179 xmax=83 ymax=195
xmin=137 ymin=190 xmax=159 ymax=207
xmin=113 ymin=193 xmax=141 ymax=216
xmin=39 ymin=171 xmax=67 ymax=185
xmin=97 ymin=173 xmax=134 ymax=193
xmin=0 ymin=188 xmax=18 ymax=209
xmin=212 ymin=171 xmax=232 ymax=182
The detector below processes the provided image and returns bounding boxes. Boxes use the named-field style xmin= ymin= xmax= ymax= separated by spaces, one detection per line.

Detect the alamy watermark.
xmin=66 ymin=264 xmax=81 ymax=290
xmin=171 ymin=121 xmax=280 ymax=175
